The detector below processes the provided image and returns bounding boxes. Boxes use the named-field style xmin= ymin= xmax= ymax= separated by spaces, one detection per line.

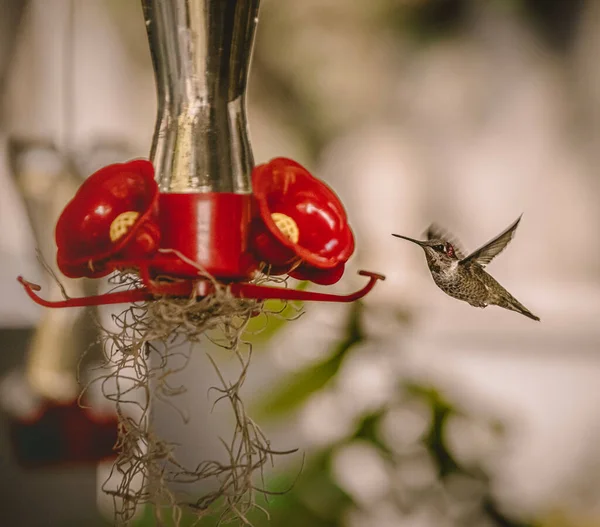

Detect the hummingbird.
xmin=392 ymin=215 xmax=540 ymax=321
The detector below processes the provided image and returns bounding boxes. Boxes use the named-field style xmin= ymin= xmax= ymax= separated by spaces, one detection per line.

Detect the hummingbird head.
xmin=391 ymin=233 xmax=458 ymax=272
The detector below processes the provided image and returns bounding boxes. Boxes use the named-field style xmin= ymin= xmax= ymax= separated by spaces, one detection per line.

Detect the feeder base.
xmin=17 ymin=271 xmax=386 ymax=308
xmin=155 ymin=192 xmax=257 ymax=280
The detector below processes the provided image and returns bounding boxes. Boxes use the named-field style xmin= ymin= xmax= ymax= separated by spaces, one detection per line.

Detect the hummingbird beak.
xmin=391 ymin=234 xmax=425 ymax=247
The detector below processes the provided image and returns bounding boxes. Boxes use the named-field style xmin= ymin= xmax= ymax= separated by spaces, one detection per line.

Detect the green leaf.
xmin=243 ymin=281 xmax=308 ymax=345
xmin=254 ymin=302 xmax=364 ymax=420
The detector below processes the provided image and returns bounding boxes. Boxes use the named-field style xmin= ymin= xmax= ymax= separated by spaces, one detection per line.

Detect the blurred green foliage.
xmin=248 ymin=302 xmax=534 ymax=527
xmin=254 ymin=302 xmax=363 ymax=419
xmin=243 ymin=282 xmax=308 ymax=346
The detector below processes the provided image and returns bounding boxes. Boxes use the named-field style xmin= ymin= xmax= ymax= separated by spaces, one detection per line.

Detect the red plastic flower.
xmin=55 ymin=160 xmax=160 ymax=278
xmin=250 ymin=157 xmax=354 ymax=285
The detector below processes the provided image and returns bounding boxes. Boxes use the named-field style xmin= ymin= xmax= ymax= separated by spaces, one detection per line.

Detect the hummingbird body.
xmin=393 ymin=216 xmax=540 ymax=321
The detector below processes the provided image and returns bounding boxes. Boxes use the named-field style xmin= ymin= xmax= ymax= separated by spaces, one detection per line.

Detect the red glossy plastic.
xmin=250 ymin=157 xmax=355 ymax=283
xmin=19 ymin=156 xmax=386 ymax=309
xmin=17 ymin=271 xmax=385 ymax=308
xmin=289 ymin=261 xmax=346 ymax=286
xmin=56 ymin=160 xmax=160 ymax=278
xmin=151 ymin=193 xmax=257 ymax=280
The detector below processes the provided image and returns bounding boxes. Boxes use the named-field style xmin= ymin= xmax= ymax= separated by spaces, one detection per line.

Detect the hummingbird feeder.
xmin=19 ymin=156 xmax=383 ymax=307
xmin=13 ymin=0 xmax=385 ymax=522
xmin=16 ymin=0 xmax=385 ymax=310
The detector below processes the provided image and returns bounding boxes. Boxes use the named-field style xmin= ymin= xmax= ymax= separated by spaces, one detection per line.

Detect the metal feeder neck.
xmin=142 ymin=0 xmax=259 ymax=193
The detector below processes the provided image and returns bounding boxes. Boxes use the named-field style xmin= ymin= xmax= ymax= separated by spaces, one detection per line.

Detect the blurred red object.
xmin=9 ymin=399 xmax=118 ymax=468
xmin=56 ymin=159 xmax=160 ymax=279
xmin=250 ymin=157 xmax=355 ymax=285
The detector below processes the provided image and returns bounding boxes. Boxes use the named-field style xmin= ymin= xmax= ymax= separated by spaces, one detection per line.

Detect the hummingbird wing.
xmin=460 ymin=215 xmax=522 ymax=267
xmin=425 ymin=224 xmax=467 ymax=259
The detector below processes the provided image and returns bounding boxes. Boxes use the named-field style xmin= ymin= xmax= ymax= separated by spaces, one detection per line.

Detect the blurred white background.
xmin=1 ymin=1 xmax=600 ymax=526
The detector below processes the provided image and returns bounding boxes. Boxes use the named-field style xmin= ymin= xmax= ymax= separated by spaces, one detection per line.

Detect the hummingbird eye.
xmin=433 ymin=244 xmax=445 ymax=252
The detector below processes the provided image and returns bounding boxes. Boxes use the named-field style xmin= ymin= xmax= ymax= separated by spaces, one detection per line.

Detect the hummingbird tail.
xmin=497 ymin=295 xmax=540 ymax=322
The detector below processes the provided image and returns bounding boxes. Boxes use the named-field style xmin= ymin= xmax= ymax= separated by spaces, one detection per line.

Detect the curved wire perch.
xmin=17 ymin=271 xmax=386 ymax=309
xmin=230 ymin=270 xmax=386 ymax=302
xmin=17 ymin=276 xmax=154 ymax=307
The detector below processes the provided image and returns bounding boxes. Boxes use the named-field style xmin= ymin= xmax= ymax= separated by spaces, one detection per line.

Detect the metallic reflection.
xmin=142 ymin=0 xmax=260 ymax=193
